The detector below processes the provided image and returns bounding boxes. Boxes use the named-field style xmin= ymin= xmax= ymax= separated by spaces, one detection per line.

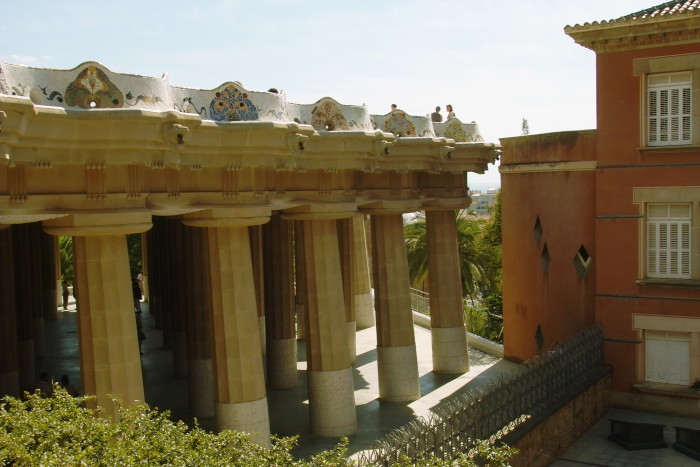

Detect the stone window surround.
xmin=633 ymin=186 xmax=700 ymax=285
xmin=633 ymin=314 xmax=700 ymax=397
xmin=633 ymin=53 xmax=700 ymax=150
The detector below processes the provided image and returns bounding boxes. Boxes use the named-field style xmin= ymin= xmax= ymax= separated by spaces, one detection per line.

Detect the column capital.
xmin=181 ymin=206 xmax=271 ymax=228
xmin=360 ymin=199 xmax=422 ymax=215
xmin=281 ymin=202 xmax=356 ymax=221
xmin=43 ymin=211 xmax=152 ymax=236
xmin=421 ymin=197 xmax=471 ymax=211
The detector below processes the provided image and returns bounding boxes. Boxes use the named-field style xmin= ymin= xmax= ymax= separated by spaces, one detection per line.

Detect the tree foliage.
xmin=0 ymin=388 xmax=517 ymax=466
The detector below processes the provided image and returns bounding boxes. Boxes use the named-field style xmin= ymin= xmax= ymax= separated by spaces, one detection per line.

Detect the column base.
xmin=266 ymin=338 xmax=297 ymax=389
xmin=0 ymin=370 xmax=19 ymax=398
xmin=347 ymin=321 xmax=357 ymax=365
xmin=432 ymin=326 xmax=469 ymax=374
xmin=216 ymin=397 xmax=270 ymax=446
xmin=308 ymin=367 xmax=357 ymax=437
xmin=354 ymin=293 xmax=375 ymax=329
xmin=377 ymin=344 xmax=421 ymax=402
xmin=173 ymin=331 xmax=188 ymax=378
xmin=188 ymin=358 xmax=214 ymax=418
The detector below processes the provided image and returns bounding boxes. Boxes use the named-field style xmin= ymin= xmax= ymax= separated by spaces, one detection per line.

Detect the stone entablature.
xmin=0 ymin=62 xmax=498 ymax=225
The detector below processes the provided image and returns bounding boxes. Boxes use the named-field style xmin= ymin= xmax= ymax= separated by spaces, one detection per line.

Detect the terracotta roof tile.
xmin=567 ymin=1 xmax=700 ymax=30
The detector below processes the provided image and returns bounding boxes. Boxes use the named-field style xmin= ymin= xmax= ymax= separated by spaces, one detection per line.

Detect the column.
xmin=44 ymin=212 xmax=150 ymax=418
xmin=183 ymin=225 xmax=214 ymax=418
xmin=0 ymin=226 xmax=19 ymax=397
xmin=263 ymin=214 xmax=297 ymax=389
xmin=12 ymin=223 xmax=36 ymax=391
xmin=140 ymin=232 xmax=149 ymax=301
xmin=183 ymin=208 xmax=270 ymax=445
xmin=352 ymin=214 xmax=375 ymax=329
xmin=40 ymin=232 xmax=59 ymax=321
xmin=294 ymin=221 xmax=307 ymax=341
xmin=249 ymin=225 xmax=266 ymax=359
xmin=370 ymin=212 xmax=420 ymax=402
xmin=426 ymin=210 xmax=469 ymax=373
xmin=285 ymin=209 xmax=357 ymax=437
xmin=337 ymin=218 xmax=356 ymax=364
xmin=169 ymin=219 xmax=188 ymax=378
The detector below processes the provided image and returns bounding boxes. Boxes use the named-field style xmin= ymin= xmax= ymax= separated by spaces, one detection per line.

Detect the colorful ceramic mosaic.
xmin=443 ymin=120 xmax=471 ymax=142
xmin=209 ymin=85 xmax=259 ymax=121
xmin=64 ymin=66 xmax=124 ymax=109
xmin=384 ymin=111 xmax=416 ymax=137
xmin=0 ymin=65 xmax=10 ymax=95
xmin=311 ymin=99 xmax=349 ymax=131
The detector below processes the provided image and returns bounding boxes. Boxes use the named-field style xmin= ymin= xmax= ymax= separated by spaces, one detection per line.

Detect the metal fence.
xmin=409 ymin=287 xmax=430 ymax=315
xmin=355 ymin=324 xmax=604 ymax=465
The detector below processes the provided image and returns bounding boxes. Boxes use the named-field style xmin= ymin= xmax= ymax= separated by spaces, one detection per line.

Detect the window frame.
xmin=634 ymin=53 xmax=700 ymax=150
xmin=647 ymin=72 xmax=692 ymax=147
xmin=646 ymin=202 xmax=692 ymax=279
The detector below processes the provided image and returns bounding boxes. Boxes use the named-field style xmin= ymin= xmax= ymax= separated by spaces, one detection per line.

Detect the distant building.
xmin=501 ymin=2 xmax=700 ymax=417
xmin=469 ymin=188 xmax=499 ymax=217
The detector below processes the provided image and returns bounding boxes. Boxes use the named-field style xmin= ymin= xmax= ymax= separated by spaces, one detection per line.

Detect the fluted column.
xmin=263 ymin=214 xmax=297 ymax=389
xmin=0 ymin=226 xmax=19 ymax=397
xmin=183 ymin=225 xmax=214 ymax=418
xmin=41 ymin=232 xmax=59 ymax=321
xmin=369 ymin=212 xmax=420 ymax=402
xmin=294 ymin=221 xmax=307 ymax=341
xmin=183 ymin=208 xmax=270 ymax=445
xmin=284 ymin=207 xmax=357 ymax=437
xmin=44 ymin=212 xmax=151 ymax=418
xmin=352 ymin=214 xmax=375 ymax=329
xmin=12 ymin=223 xmax=36 ymax=391
xmin=337 ymin=218 xmax=356 ymax=364
xmin=169 ymin=219 xmax=188 ymax=378
xmin=426 ymin=210 xmax=469 ymax=373
xmin=249 ymin=225 xmax=266 ymax=359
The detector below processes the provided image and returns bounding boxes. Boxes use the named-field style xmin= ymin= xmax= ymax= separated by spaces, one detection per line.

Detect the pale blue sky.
xmin=1 ymin=0 xmax=655 ymax=188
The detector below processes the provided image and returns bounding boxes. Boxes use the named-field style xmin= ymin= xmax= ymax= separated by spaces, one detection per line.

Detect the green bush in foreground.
xmin=0 ymin=387 xmax=516 ymax=466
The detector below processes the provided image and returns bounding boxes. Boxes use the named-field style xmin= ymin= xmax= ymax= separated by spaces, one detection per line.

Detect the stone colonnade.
xmin=0 ymin=204 xmax=469 ymax=438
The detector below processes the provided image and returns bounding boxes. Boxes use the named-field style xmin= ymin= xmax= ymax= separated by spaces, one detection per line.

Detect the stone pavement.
xmin=552 ymin=408 xmax=700 ymax=467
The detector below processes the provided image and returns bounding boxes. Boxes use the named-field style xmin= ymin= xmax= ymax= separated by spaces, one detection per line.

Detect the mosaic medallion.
xmin=443 ymin=120 xmax=470 ymax=142
xmin=384 ymin=111 xmax=416 ymax=137
xmin=64 ymin=66 xmax=124 ymax=109
xmin=209 ymin=85 xmax=259 ymax=121
xmin=311 ymin=99 xmax=349 ymax=131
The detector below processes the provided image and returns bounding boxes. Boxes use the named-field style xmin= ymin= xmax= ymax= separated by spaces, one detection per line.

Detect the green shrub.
xmin=0 ymin=387 xmax=516 ymax=466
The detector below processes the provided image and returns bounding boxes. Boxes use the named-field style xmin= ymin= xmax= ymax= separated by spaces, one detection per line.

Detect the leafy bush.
xmin=0 ymin=387 xmax=516 ymax=466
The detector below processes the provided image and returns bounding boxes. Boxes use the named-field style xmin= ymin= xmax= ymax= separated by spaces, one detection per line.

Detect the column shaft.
xmin=298 ymin=219 xmax=356 ymax=436
xmin=207 ymin=226 xmax=269 ymax=443
xmin=426 ymin=210 xmax=469 ymax=373
xmin=0 ymin=227 xmax=19 ymax=397
xmin=73 ymin=235 xmax=145 ymax=416
xmin=263 ymin=215 xmax=297 ymax=389
xmin=370 ymin=213 xmax=420 ymax=402
xmin=12 ymin=224 xmax=35 ymax=391
xmin=337 ymin=218 xmax=356 ymax=364
xmin=184 ymin=225 xmax=214 ymax=418
xmin=352 ymin=214 xmax=375 ymax=329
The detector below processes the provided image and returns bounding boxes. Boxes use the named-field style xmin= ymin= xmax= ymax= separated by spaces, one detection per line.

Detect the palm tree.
xmin=404 ymin=210 xmax=492 ymax=300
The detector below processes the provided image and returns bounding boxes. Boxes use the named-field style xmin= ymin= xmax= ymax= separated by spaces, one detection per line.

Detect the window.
xmin=644 ymin=330 xmax=690 ymax=385
xmin=646 ymin=203 xmax=691 ymax=279
xmin=647 ymin=72 xmax=692 ymax=146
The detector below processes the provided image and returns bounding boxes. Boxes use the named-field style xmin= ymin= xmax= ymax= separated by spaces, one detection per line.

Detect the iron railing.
xmin=355 ymin=324 xmax=604 ymax=465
